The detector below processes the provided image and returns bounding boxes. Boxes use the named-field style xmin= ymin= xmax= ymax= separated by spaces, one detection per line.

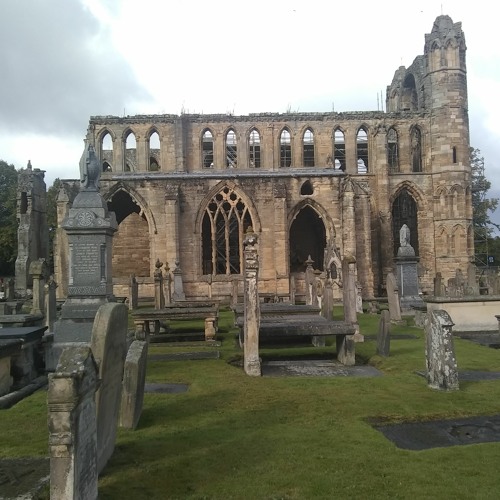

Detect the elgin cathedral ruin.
xmin=54 ymin=15 xmax=472 ymax=302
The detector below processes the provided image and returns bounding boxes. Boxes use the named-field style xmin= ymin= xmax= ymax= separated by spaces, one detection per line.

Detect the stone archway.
xmin=289 ymin=205 xmax=326 ymax=272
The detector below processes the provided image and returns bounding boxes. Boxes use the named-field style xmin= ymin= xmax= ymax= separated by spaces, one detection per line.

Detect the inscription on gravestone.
xmin=72 ymin=243 xmax=100 ymax=281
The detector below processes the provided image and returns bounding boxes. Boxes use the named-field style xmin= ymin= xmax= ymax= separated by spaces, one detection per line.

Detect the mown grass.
xmin=2 ymin=307 xmax=500 ymax=499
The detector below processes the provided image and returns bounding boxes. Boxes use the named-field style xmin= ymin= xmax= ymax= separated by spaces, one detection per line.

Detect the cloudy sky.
xmin=1 ymin=0 xmax=499 ymax=219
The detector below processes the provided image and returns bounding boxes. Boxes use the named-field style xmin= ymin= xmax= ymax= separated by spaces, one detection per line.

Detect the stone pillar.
xmin=273 ymin=183 xmax=288 ymax=296
xmin=153 ymin=260 xmax=165 ymax=310
xmin=29 ymin=258 xmax=49 ymax=316
xmin=172 ymin=259 xmax=186 ymax=301
xmin=164 ymin=262 xmax=172 ymax=304
xmin=357 ymin=190 xmax=374 ymax=298
xmin=342 ymin=255 xmax=362 ymax=342
xmin=379 ymin=211 xmax=394 ymax=290
xmin=425 ymin=309 xmax=459 ymax=391
xmin=129 ymin=274 xmax=138 ymax=310
xmin=305 ymin=256 xmax=315 ymax=305
xmin=341 ymin=177 xmax=356 ymax=260
xmin=290 ymin=275 xmax=296 ymax=305
xmin=164 ymin=185 xmax=180 ymax=266
xmin=45 ymin=276 xmax=58 ymax=332
xmin=48 ymin=346 xmax=99 ymax=500
xmin=243 ymin=228 xmax=261 ymax=376
xmin=136 ymin=134 xmax=147 ymax=169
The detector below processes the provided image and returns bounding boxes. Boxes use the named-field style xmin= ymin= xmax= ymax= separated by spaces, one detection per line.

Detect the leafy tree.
xmin=471 ymin=147 xmax=500 ymax=266
xmin=0 ymin=161 xmax=18 ymax=276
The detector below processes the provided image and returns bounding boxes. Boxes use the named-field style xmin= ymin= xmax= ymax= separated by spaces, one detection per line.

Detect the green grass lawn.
xmin=2 ymin=308 xmax=500 ymax=499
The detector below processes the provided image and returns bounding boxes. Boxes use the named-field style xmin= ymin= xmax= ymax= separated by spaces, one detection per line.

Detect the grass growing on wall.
xmin=2 ymin=308 xmax=500 ymax=499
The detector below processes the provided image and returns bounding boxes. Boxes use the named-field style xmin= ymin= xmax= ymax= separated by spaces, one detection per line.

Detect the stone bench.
xmin=233 ymin=304 xmax=356 ymax=365
xmin=132 ymin=302 xmax=219 ymax=341
xmin=0 ymin=326 xmax=47 ymax=387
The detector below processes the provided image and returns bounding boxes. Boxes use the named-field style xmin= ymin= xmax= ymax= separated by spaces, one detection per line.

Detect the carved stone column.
xmin=164 ymin=184 xmax=180 ymax=265
xmin=30 ymin=258 xmax=49 ymax=316
xmin=243 ymin=228 xmax=261 ymax=376
xmin=357 ymin=189 xmax=374 ymax=298
xmin=341 ymin=178 xmax=356 ymax=260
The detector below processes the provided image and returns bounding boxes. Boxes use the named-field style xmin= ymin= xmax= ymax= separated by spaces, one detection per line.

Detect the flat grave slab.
xmin=455 ymin=332 xmax=500 ymax=349
xmin=145 ymin=383 xmax=189 ymax=394
xmin=0 ymin=326 xmax=47 ymax=343
xmin=373 ymin=414 xmax=500 ymax=450
xmin=148 ymin=351 xmax=220 ymax=361
xmin=261 ymin=360 xmax=383 ymax=378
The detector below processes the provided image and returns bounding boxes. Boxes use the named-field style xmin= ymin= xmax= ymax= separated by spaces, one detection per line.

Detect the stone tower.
xmin=15 ymin=161 xmax=49 ymax=296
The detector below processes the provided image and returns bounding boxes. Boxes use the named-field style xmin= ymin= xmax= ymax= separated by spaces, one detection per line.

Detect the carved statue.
xmin=79 ymin=144 xmax=101 ymax=190
xmin=400 ymin=224 xmax=411 ymax=247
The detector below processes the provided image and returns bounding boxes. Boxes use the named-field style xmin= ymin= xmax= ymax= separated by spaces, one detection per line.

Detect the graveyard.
xmin=2 ymin=308 xmax=500 ymax=499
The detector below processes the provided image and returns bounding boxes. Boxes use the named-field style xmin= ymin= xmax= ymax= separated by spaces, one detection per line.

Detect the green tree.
xmin=471 ymin=147 xmax=500 ymax=266
xmin=0 ymin=160 xmax=18 ymax=276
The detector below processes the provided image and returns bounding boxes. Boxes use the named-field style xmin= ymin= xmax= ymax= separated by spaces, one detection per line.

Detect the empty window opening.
xmin=392 ymin=189 xmax=418 ymax=256
xmin=226 ymin=129 xmax=237 ymax=168
xmin=357 ymin=128 xmax=369 ymax=173
xmin=452 ymin=146 xmax=457 ymax=164
xmin=401 ymin=74 xmax=418 ymax=111
xmin=411 ymin=127 xmax=422 ymax=172
xmin=101 ymin=132 xmax=113 ymax=171
xmin=387 ymin=128 xmax=399 ymax=173
xmin=334 ymin=129 xmax=346 ymax=171
xmin=149 ymin=131 xmax=160 ymax=171
xmin=20 ymin=192 xmax=28 ymax=214
xmin=280 ymin=129 xmax=292 ymax=167
xmin=249 ymin=129 xmax=261 ymax=168
xmin=303 ymin=129 xmax=315 ymax=167
xmin=201 ymin=187 xmax=253 ymax=275
xmin=125 ymin=132 xmax=137 ymax=172
xmin=102 ymin=161 xmax=112 ymax=172
xmin=289 ymin=206 xmax=326 ymax=273
xmin=300 ymin=180 xmax=314 ymax=195
xmin=202 ymin=130 xmax=214 ymax=168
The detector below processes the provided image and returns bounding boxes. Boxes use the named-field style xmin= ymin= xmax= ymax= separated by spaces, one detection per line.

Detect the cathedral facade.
xmin=55 ymin=15 xmax=472 ymax=302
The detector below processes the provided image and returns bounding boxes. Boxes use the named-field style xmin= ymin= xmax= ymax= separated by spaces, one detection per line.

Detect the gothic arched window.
xmin=280 ymin=129 xmax=291 ymax=167
xmin=387 ymin=128 xmax=399 ymax=173
xmin=411 ymin=126 xmax=422 ymax=172
xmin=303 ymin=128 xmax=315 ymax=166
xmin=249 ymin=129 xmax=261 ymax=168
xmin=201 ymin=187 xmax=253 ymax=275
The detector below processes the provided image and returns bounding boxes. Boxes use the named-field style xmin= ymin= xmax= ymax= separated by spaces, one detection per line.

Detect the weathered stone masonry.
xmin=55 ymin=16 xmax=472 ymax=302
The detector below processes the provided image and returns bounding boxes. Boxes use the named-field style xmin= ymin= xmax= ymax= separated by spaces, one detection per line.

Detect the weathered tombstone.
xmin=172 ymin=259 xmax=186 ymax=301
xmin=129 ymin=274 xmax=138 ymax=310
xmin=53 ymin=145 xmax=117 ymax=345
xmin=433 ymin=272 xmax=443 ymax=297
xmin=119 ymin=340 xmax=148 ymax=430
xmin=342 ymin=254 xmax=361 ymax=350
xmin=154 ymin=259 xmax=165 ymax=310
xmin=6 ymin=278 xmax=15 ymax=301
xmin=386 ymin=271 xmax=402 ymax=322
xmin=304 ymin=255 xmax=315 ymax=306
xmin=243 ymin=228 xmax=261 ymax=376
xmin=321 ymin=276 xmax=334 ymax=321
xmin=90 ymin=303 xmax=128 ymax=473
xmin=466 ymin=262 xmax=479 ymax=295
xmin=289 ymin=274 xmax=296 ymax=305
xmin=356 ymin=283 xmax=363 ymax=314
xmin=376 ymin=309 xmax=391 ymax=357
xmin=45 ymin=275 xmax=58 ymax=331
xmin=425 ymin=309 xmax=459 ymax=391
xmin=30 ymin=258 xmax=49 ymax=316
xmin=231 ymin=278 xmax=239 ymax=306
xmin=48 ymin=346 xmax=99 ymax=500
xmin=455 ymin=268 xmax=465 ymax=296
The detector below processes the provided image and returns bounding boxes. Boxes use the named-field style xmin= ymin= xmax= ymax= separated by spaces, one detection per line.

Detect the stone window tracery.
xmin=202 ymin=130 xmax=214 ymax=168
xmin=387 ymin=128 xmax=399 ymax=173
xmin=100 ymin=132 xmax=113 ymax=172
xmin=149 ymin=131 xmax=160 ymax=171
xmin=411 ymin=126 xmax=422 ymax=172
xmin=201 ymin=187 xmax=253 ymax=275
xmin=334 ymin=129 xmax=345 ymax=171
xmin=356 ymin=127 xmax=369 ymax=173
xmin=125 ymin=131 xmax=137 ymax=172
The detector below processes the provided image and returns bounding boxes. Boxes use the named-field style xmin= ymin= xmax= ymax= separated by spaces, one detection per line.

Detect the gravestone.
xmin=321 ymin=276 xmax=334 ymax=321
xmin=172 ymin=259 xmax=186 ymax=301
xmin=6 ymin=278 xmax=15 ymax=301
xmin=48 ymin=346 xmax=99 ymax=500
xmin=154 ymin=259 xmax=165 ymax=310
xmin=90 ymin=302 xmax=128 ymax=473
xmin=119 ymin=340 xmax=148 ymax=430
xmin=376 ymin=309 xmax=391 ymax=357
xmin=433 ymin=272 xmax=444 ymax=297
xmin=53 ymin=145 xmax=117 ymax=345
xmin=395 ymin=224 xmax=423 ymax=311
xmin=243 ymin=228 xmax=261 ymax=376
xmin=129 ymin=274 xmax=138 ymax=310
xmin=386 ymin=272 xmax=402 ymax=322
xmin=425 ymin=309 xmax=459 ymax=391
xmin=339 ymin=255 xmax=357 ymax=361
xmin=466 ymin=262 xmax=479 ymax=295
xmin=304 ymin=256 xmax=315 ymax=306
xmin=164 ymin=262 xmax=172 ymax=304
xmin=29 ymin=258 xmax=49 ymax=316
xmin=45 ymin=276 xmax=58 ymax=332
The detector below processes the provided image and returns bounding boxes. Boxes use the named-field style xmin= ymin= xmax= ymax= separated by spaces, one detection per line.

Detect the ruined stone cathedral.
xmin=55 ymin=15 xmax=471 ymax=302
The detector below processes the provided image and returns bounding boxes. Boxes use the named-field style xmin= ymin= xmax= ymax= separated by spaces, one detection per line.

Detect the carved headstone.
xmin=305 ymin=255 xmax=315 ymax=306
xmin=90 ymin=303 xmax=128 ymax=473
xmin=172 ymin=259 xmax=186 ymax=301
xmin=119 ymin=340 xmax=148 ymax=430
xmin=341 ymin=255 xmax=360 ymax=355
xmin=48 ymin=346 xmax=99 ymax=500
xmin=321 ymin=276 xmax=334 ymax=321
xmin=433 ymin=272 xmax=443 ymax=297
xmin=386 ymin=272 xmax=402 ymax=322
xmin=45 ymin=275 xmax=58 ymax=331
xmin=29 ymin=258 xmax=49 ymax=316
xmin=243 ymin=228 xmax=261 ymax=376
xmin=154 ymin=259 xmax=165 ymax=310
xmin=129 ymin=274 xmax=138 ymax=310
xmin=466 ymin=262 xmax=479 ymax=295
xmin=376 ymin=309 xmax=391 ymax=357
xmin=164 ymin=262 xmax=172 ymax=304
xmin=425 ymin=309 xmax=459 ymax=391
